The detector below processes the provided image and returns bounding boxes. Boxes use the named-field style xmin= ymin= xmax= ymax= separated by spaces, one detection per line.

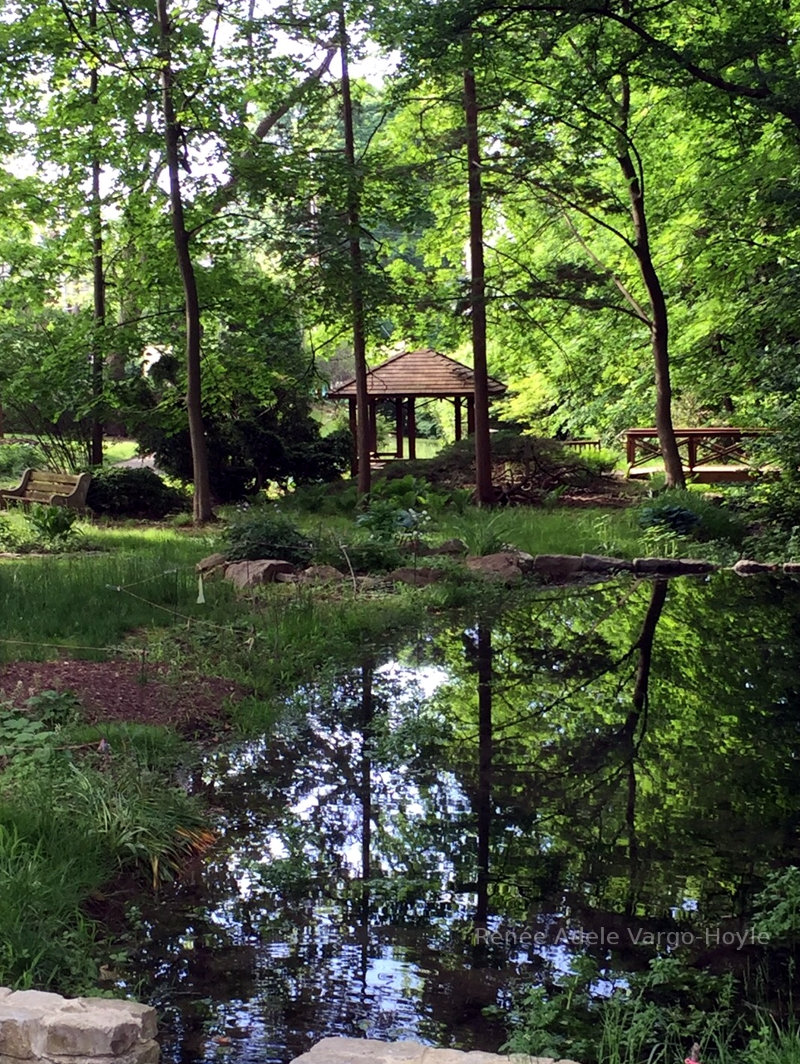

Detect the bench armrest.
xmin=0 ymin=469 xmax=33 ymax=504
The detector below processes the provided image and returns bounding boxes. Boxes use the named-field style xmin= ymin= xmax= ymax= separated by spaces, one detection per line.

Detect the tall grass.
xmin=0 ymin=751 xmax=210 ymax=990
xmin=437 ymin=506 xmax=644 ymax=558
xmin=0 ymin=527 xmax=219 ymax=661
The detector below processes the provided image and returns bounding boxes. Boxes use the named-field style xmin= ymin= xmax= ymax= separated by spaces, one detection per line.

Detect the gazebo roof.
xmin=328 ymin=348 xmax=507 ymax=399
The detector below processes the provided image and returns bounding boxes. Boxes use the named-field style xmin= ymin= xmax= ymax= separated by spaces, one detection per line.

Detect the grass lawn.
xmin=102 ymin=438 xmax=140 ymax=464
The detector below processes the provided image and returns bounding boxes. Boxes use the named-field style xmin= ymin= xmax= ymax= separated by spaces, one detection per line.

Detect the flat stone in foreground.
xmin=0 ymin=989 xmax=158 ymax=1064
xmin=290 ymin=1037 xmax=581 ymax=1064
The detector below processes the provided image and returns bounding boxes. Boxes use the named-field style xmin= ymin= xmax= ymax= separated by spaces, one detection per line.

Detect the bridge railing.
xmin=625 ymin=427 xmax=775 ymax=481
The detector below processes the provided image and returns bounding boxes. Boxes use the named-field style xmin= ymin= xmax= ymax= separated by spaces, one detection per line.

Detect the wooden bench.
xmin=0 ymin=469 xmax=92 ymax=511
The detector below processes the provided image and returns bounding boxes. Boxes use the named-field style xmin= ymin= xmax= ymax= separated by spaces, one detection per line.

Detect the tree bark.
xmin=339 ymin=7 xmax=371 ymax=498
xmin=155 ymin=0 xmax=213 ymax=523
xmin=617 ymin=78 xmax=684 ymax=488
xmin=89 ymin=1 xmax=104 ymax=467
xmin=463 ymin=65 xmax=494 ymax=506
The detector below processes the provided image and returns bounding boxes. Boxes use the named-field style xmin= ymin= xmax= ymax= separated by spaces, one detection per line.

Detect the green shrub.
xmin=223 ymin=505 xmax=312 ymax=564
xmin=309 ymin=528 xmax=403 ymax=572
xmin=24 ymin=504 xmax=81 ymax=547
xmin=637 ymin=490 xmax=745 ymax=546
xmin=87 ymin=467 xmax=188 ymax=519
xmin=0 ymin=515 xmax=19 ymax=550
xmin=287 ymin=480 xmax=359 ymax=516
xmin=0 ymin=443 xmax=44 ymax=482
xmin=639 ymin=502 xmax=701 ymax=537
xmin=369 ymin=474 xmax=430 ymax=510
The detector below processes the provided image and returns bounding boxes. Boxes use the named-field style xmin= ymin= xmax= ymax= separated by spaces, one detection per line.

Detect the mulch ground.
xmin=0 ymin=659 xmax=246 ymax=736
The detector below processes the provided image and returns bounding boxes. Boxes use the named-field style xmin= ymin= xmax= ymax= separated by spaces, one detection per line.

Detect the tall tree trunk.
xmin=463 ymin=64 xmax=494 ymax=506
xmin=89 ymin=1 xmax=104 ymax=467
xmin=339 ymin=7 xmax=371 ymax=498
xmin=155 ymin=0 xmax=213 ymax=522
xmin=617 ymin=78 xmax=684 ymax=489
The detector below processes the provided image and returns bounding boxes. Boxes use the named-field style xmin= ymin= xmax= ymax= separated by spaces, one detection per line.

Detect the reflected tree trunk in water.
xmin=476 ymin=625 xmax=493 ymax=927
xmin=623 ymin=579 xmax=668 ymax=914
xmin=359 ymin=660 xmax=374 ymax=982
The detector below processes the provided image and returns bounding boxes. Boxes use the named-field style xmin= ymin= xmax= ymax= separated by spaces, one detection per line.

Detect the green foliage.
xmin=0 ymin=443 xmax=43 ymax=482
xmin=0 ymin=689 xmax=80 ymax=765
xmin=0 ymin=745 xmax=212 ymax=990
xmin=356 ymin=499 xmax=431 ymax=543
xmin=370 ymin=474 xmax=430 ymax=510
xmin=752 ymin=866 xmax=800 ymax=946
xmin=287 ymin=480 xmax=360 ymax=517
xmin=637 ymin=490 xmax=745 ymax=546
xmin=438 ymin=509 xmax=515 ymax=555
xmin=56 ymin=761 xmax=210 ymax=888
xmin=222 ymin=505 xmax=312 ymax=565
xmin=308 ymin=525 xmax=404 ymax=573
xmin=0 ymin=823 xmax=102 ymax=992
xmin=0 ymin=704 xmax=52 ymax=761
xmin=23 ymin=504 xmax=81 ymax=547
xmin=639 ymin=502 xmax=702 ymax=537
xmin=504 ymin=956 xmax=737 ymax=1064
xmin=0 ymin=514 xmax=17 ymax=550
xmin=87 ymin=467 xmax=188 ymax=519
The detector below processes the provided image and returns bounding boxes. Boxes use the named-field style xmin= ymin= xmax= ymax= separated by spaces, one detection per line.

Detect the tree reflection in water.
xmin=123 ymin=573 xmax=800 ymax=1064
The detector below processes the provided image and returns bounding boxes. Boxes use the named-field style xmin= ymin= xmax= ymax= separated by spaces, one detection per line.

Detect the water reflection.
xmin=125 ymin=573 xmax=800 ymax=1064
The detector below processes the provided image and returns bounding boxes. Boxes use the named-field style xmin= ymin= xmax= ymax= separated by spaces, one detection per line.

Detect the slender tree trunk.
xmin=622 ymin=577 xmax=667 ymax=915
xmin=339 ymin=7 xmax=371 ymax=498
xmin=617 ymin=79 xmax=684 ymax=489
xmin=475 ymin=623 xmax=493 ymax=927
xmin=89 ymin=1 xmax=104 ymax=467
xmin=463 ymin=65 xmax=494 ymax=506
xmin=155 ymin=0 xmax=213 ymax=522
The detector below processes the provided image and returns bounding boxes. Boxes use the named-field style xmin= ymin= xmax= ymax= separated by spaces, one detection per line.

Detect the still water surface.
xmin=123 ymin=573 xmax=800 ymax=1063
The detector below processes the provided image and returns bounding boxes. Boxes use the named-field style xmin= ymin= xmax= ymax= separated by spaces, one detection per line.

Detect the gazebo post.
xmin=368 ymin=398 xmax=378 ymax=456
xmin=348 ymin=397 xmax=358 ymax=476
xmin=394 ymin=397 xmax=404 ymax=458
xmin=454 ymin=397 xmax=462 ymax=442
xmin=407 ymin=397 xmax=417 ymax=460
xmin=467 ymin=396 xmax=475 ymax=436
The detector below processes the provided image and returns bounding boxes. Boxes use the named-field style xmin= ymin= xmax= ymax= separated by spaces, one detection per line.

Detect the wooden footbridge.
xmin=625 ymin=427 xmax=776 ymax=483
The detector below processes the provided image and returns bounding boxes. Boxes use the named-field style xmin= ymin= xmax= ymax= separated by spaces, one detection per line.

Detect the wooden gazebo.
xmin=327 ymin=348 xmax=507 ymax=470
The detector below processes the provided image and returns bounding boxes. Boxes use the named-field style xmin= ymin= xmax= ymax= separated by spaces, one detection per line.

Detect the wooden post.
xmin=395 ymin=397 xmax=404 ymax=458
xmin=408 ymin=397 xmax=417 ymax=460
xmin=687 ymin=433 xmax=697 ymax=474
xmin=454 ymin=397 xmax=462 ymax=441
xmin=626 ymin=431 xmax=636 ymax=466
xmin=368 ymin=398 xmax=378 ymax=455
xmin=348 ymin=397 xmax=358 ymax=476
xmin=467 ymin=396 xmax=475 ymax=435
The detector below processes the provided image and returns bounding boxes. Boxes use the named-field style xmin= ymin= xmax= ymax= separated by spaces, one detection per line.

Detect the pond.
xmin=119 ymin=572 xmax=800 ymax=1064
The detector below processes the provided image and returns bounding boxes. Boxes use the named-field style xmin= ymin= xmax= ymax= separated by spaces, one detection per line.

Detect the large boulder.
xmin=388 ymin=566 xmax=445 ymax=587
xmin=195 ymin=553 xmax=227 ymax=578
xmin=223 ymin=559 xmax=294 ymax=588
xmin=300 ymin=565 xmax=347 ymax=584
xmin=466 ymin=551 xmax=533 ymax=582
xmin=532 ymin=554 xmax=584 ymax=581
